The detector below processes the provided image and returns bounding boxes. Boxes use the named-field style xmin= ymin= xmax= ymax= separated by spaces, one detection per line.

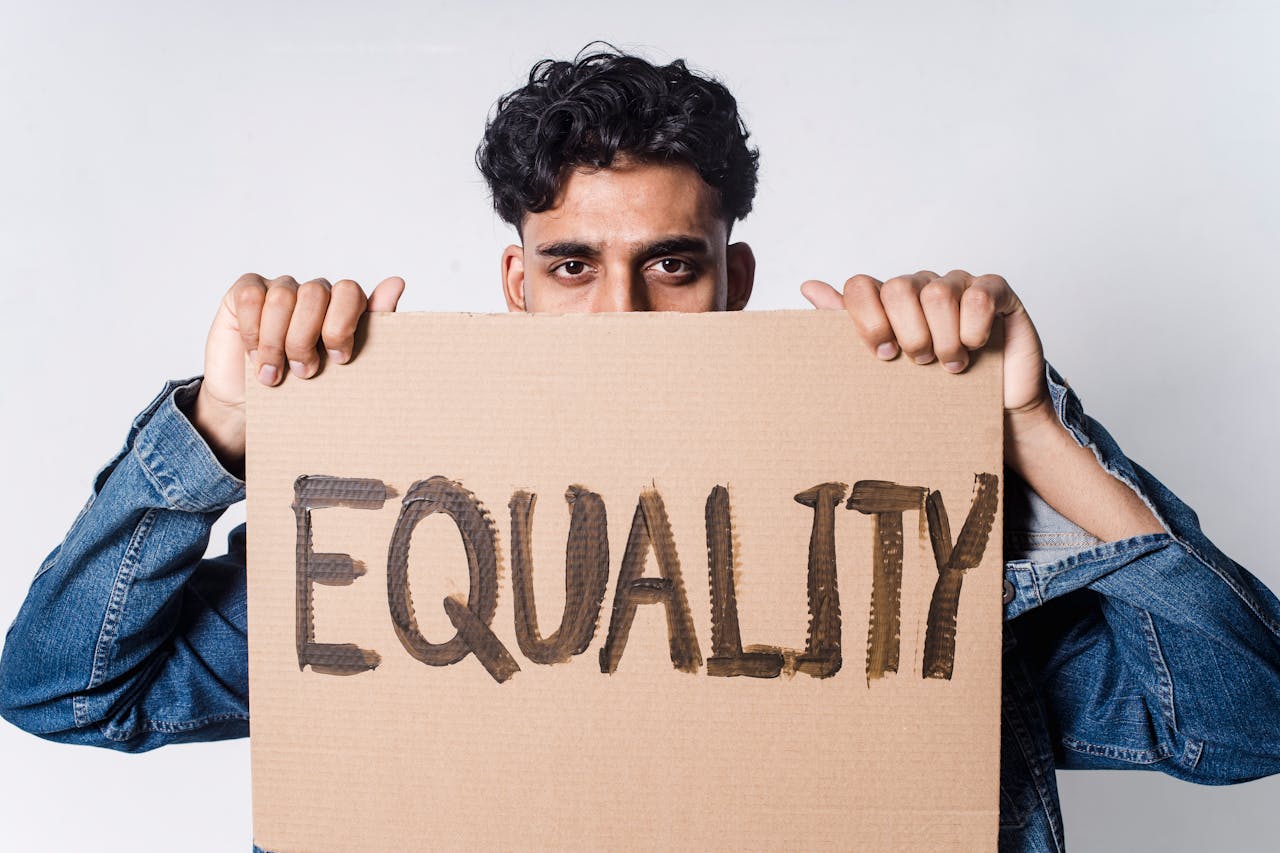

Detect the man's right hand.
xmin=189 ymin=273 xmax=406 ymax=474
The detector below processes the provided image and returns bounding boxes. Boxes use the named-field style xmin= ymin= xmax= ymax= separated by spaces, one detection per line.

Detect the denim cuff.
xmin=128 ymin=376 xmax=246 ymax=513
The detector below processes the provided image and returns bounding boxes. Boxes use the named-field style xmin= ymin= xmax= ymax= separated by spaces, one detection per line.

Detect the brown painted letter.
xmin=794 ymin=482 xmax=849 ymax=678
xmin=705 ymin=485 xmax=785 ymax=678
xmin=922 ymin=472 xmax=1000 ymax=679
xmin=599 ymin=488 xmax=702 ymax=674
xmin=292 ymin=475 xmax=389 ymax=675
xmin=847 ymin=481 xmax=929 ymax=681
xmin=509 ymin=486 xmax=609 ymax=665
xmin=386 ymin=476 xmax=519 ymax=683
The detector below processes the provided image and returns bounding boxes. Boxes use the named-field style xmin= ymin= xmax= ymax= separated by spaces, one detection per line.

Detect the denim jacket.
xmin=2 ymin=364 xmax=1279 ymax=853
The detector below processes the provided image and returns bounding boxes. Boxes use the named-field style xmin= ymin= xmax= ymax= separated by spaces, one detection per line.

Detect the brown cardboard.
xmin=245 ymin=309 xmax=1004 ymax=852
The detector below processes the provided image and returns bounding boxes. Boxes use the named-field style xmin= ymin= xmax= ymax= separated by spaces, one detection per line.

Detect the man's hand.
xmin=800 ymin=269 xmax=1164 ymax=542
xmin=799 ymin=269 xmax=1048 ymax=416
xmin=190 ymin=273 xmax=406 ymax=474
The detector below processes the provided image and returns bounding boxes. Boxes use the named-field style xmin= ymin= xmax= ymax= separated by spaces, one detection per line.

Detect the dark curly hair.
xmin=476 ymin=44 xmax=760 ymax=235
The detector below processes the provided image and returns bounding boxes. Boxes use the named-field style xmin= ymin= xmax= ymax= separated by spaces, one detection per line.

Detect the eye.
xmin=551 ymin=259 xmax=592 ymax=281
xmin=648 ymin=257 xmax=697 ymax=279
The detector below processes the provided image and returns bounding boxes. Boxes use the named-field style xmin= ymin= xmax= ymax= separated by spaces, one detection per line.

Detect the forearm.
xmin=1005 ymin=397 xmax=1164 ymax=543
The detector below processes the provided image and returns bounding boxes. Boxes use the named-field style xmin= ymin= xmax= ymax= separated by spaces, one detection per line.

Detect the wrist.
xmin=1003 ymin=393 xmax=1068 ymax=480
xmin=186 ymin=382 xmax=246 ymax=477
xmin=1004 ymin=392 xmax=1057 ymax=439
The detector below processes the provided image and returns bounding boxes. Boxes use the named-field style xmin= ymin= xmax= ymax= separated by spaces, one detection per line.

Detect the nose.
xmin=590 ymin=271 xmax=649 ymax=313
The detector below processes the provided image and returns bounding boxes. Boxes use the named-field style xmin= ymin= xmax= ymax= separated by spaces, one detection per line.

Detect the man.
xmin=2 ymin=46 xmax=1279 ymax=853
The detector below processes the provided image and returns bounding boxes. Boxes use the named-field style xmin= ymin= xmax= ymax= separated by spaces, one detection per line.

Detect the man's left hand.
xmin=801 ymin=270 xmax=1049 ymax=416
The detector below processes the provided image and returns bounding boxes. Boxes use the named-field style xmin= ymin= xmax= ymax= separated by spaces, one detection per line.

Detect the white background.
xmin=1 ymin=1 xmax=1277 ymax=850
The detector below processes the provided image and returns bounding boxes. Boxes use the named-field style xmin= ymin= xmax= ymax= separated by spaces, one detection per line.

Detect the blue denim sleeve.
xmin=0 ymin=377 xmax=250 ymax=751
xmin=1004 ymin=363 xmax=1280 ymax=784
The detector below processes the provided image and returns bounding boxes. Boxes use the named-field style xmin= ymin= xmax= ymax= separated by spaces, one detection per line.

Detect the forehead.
xmin=524 ymin=159 xmax=724 ymax=245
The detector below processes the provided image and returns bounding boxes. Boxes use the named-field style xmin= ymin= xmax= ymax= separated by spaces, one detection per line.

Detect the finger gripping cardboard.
xmin=245 ymin=310 xmax=1004 ymax=852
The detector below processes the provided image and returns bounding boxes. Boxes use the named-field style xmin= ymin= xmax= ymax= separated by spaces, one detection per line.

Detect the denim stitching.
xmin=1181 ymin=737 xmax=1204 ymax=770
xmin=1002 ymin=659 xmax=1065 ymax=849
xmin=75 ymin=508 xmax=157 ymax=727
xmin=134 ymin=383 xmax=245 ymax=512
xmin=1060 ymin=735 xmax=1173 ymax=764
xmin=1178 ymin=540 xmax=1280 ymax=639
xmin=101 ymin=710 xmax=250 ymax=742
xmin=133 ymin=428 xmax=186 ymax=511
xmin=133 ymin=405 xmax=216 ymax=513
xmin=1002 ymin=562 xmax=1042 ymax=621
xmin=998 ymin=705 xmax=1031 ymax=830
xmin=1139 ymin=608 xmax=1178 ymax=733
xmin=1028 ymin=534 xmax=1172 ymax=583
xmin=1020 ymin=563 xmax=1050 ymax=611
xmin=133 ymin=435 xmax=174 ymax=508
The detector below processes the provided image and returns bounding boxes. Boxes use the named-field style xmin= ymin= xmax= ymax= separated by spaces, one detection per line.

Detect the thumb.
xmin=800 ymin=279 xmax=844 ymax=311
xmin=369 ymin=276 xmax=406 ymax=312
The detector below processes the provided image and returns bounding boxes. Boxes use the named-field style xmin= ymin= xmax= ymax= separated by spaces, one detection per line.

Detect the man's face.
xmin=501 ymin=158 xmax=754 ymax=313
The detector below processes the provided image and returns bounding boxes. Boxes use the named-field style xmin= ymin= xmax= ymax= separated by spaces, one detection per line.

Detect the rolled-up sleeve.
xmin=1005 ymin=363 xmax=1280 ymax=783
xmin=0 ymin=377 xmax=251 ymax=751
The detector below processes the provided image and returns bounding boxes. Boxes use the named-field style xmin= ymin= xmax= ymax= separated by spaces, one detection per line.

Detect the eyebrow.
xmin=642 ymin=236 xmax=711 ymax=258
xmin=535 ymin=240 xmax=599 ymax=259
xmin=534 ymin=235 xmax=712 ymax=260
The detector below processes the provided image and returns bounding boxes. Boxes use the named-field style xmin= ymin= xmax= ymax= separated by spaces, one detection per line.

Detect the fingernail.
xmin=327 ymin=349 xmax=347 ymax=365
xmin=249 ymin=349 xmax=258 ymax=365
xmin=914 ymin=353 xmax=935 ymax=365
xmin=258 ymin=363 xmax=278 ymax=385
xmin=289 ymin=360 xmax=307 ymax=377
xmin=944 ymin=360 xmax=966 ymax=373
xmin=876 ymin=342 xmax=897 ymax=360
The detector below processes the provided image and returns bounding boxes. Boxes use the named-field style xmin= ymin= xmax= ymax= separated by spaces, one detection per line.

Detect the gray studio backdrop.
xmin=1 ymin=2 xmax=1277 ymax=851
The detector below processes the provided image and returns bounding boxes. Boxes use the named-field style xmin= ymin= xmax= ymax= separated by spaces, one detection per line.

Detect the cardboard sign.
xmin=245 ymin=310 xmax=1004 ymax=852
